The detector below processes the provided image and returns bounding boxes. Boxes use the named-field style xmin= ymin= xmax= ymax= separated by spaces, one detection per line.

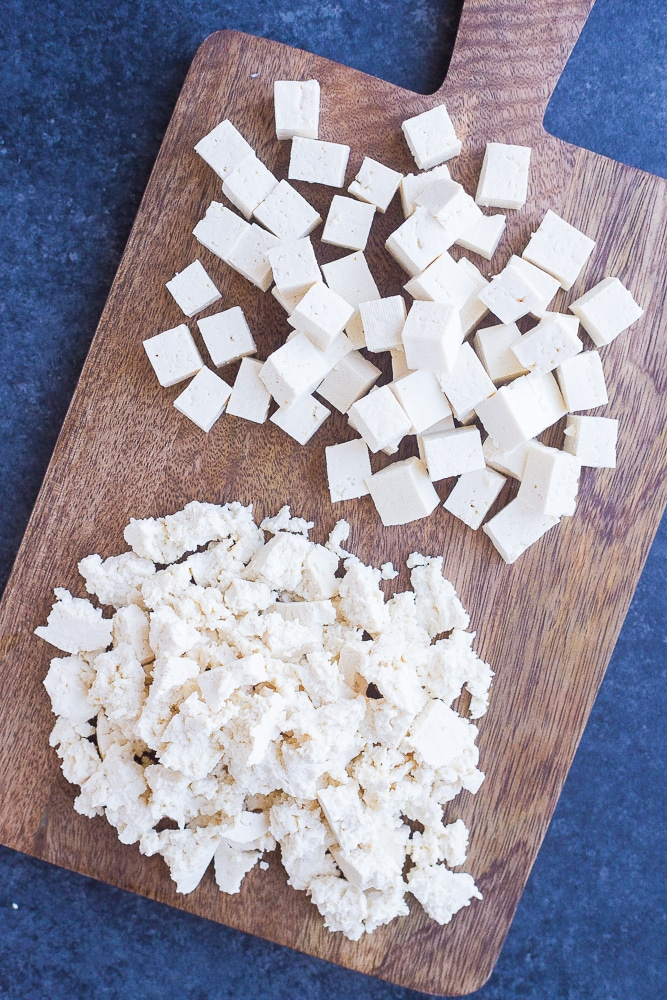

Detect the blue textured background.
xmin=1 ymin=1 xmax=665 ymax=997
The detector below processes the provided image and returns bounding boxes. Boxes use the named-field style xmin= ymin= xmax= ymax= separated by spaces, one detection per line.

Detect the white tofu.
xmin=197 ymin=306 xmax=256 ymax=367
xmin=530 ymin=371 xmax=569 ymax=427
xmin=270 ymin=394 xmax=330 ymax=445
xmin=348 ymin=156 xmax=403 ymax=213
xmin=482 ymin=435 xmax=534 ymax=480
xmin=401 ymin=104 xmax=462 ymax=170
xmin=407 ymin=700 xmax=472 ymax=767
xmin=317 ymin=331 xmax=356 ymax=371
xmin=511 ymin=313 xmax=582 ymax=375
xmin=344 ymin=311 xmax=366 ymax=348
xmin=474 ymin=322 xmax=527 ymax=383
xmin=194 ymin=119 xmax=254 ymax=180
xmin=402 ymin=300 xmax=463 ymax=372
xmin=226 ymin=224 xmax=281 ymax=291
xmin=192 ymin=202 xmax=250 ymax=262
xmin=321 ymin=195 xmax=376 ymax=251
xmin=421 ymin=426 xmax=485 ymax=481
xmin=359 ymin=296 xmax=406 ymax=352
xmin=556 ymin=351 xmax=608 ymax=410
xmin=568 ymin=276 xmax=644 ymax=347
xmin=365 ymin=457 xmax=440 ymax=525
xmin=288 ymin=136 xmax=350 ymax=187
xmin=267 ymin=237 xmax=321 ymax=295
xmin=456 ymin=212 xmax=506 ymax=260
xmin=437 ymin=342 xmax=496 ymax=419
xmin=253 ymin=180 xmax=321 ymax=241
xmin=522 ymin=209 xmax=596 ymax=291
xmin=517 ymin=442 xmax=581 ymax=516
xmin=260 ymin=333 xmax=330 ymax=406
xmin=389 ymin=370 xmax=452 ymax=434
xmin=415 ymin=178 xmax=482 ymax=247
xmin=483 ymin=497 xmax=560 ymax=563
xmin=390 ymin=346 xmax=414 ymax=381
xmin=563 ymin=414 xmax=618 ymax=468
xmin=288 ymin=282 xmax=355 ymax=350
xmin=173 ymin=366 xmax=232 ymax=432
xmin=271 ymin=285 xmax=308 ymax=314
xmin=36 ymin=589 xmax=113 ymax=654
xmin=400 ymin=164 xmax=451 ymax=217
xmin=476 ymin=372 xmax=566 ymax=452
xmin=274 ymin=80 xmax=320 ymax=140
xmin=222 ymin=153 xmax=279 ymax=219
xmin=316 ymin=351 xmax=381 ymax=412
xmin=385 ymin=207 xmax=452 ymax=277
xmin=507 ymin=255 xmax=560 ymax=318
xmin=143 ymin=325 xmax=203 ymax=387
xmin=347 ymin=384 xmax=412 ymax=452
xmin=457 ymin=257 xmax=490 ymax=335
xmin=443 ymin=467 xmax=506 ymax=529
xmin=475 ymin=143 xmax=531 ymax=210
xmin=321 ymin=250 xmax=380 ymax=306
xmin=225 ymin=357 xmax=272 ymax=423
xmin=325 ymin=439 xmax=372 ymax=502
xmin=404 ymin=251 xmax=477 ymax=309
xmin=165 ymin=260 xmax=221 ymax=318
xmin=477 ymin=259 xmax=544 ymax=324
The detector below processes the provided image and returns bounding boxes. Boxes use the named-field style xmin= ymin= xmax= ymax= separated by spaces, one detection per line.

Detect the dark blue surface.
xmin=1 ymin=1 xmax=665 ymax=997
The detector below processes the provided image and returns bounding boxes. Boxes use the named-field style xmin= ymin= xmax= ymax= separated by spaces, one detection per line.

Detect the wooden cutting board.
xmin=1 ymin=0 xmax=665 ymax=994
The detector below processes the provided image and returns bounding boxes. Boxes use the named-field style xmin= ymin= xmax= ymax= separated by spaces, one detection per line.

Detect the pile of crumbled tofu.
xmin=36 ymin=501 xmax=493 ymax=940
xmin=142 ymin=81 xmax=645 ymax=562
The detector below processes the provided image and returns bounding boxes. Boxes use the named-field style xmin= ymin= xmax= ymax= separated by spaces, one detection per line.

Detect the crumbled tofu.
xmin=143 ymin=325 xmax=204 ymax=388
xmin=474 ymin=322 xmax=527 ymax=384
xmin=402 ymin=104 xmax=462 ymax=170
xmin=253 ymin=180 xmax=321 ymax=241
xmin=420 ymin=426 xmax=485 ymax=482
xmin=475 ymin=142 xmax=531 ymax=210
xmin=415 ymin=178 xmax=481 ymax=247
xmin=443 ymin=467 xmax=506 ymax=529
xmin=192 ymin=202 xmax=250 ymax=262
xmin=174 ymin=366 xmax=233 ymax=432
xmin=289 ymin=136 xmax=350 ymax=187
xmin=511 ymin=313 xmax=582 ymax=375
xmin=197 ymin=306 xmax=256 ymax=367
xmin=556 ymin=351 xmax=608 ymax=411
xmin=325 ymin=439 xmax=372 ymax=502
xmin=226 ymin=358 xmax=272 ymax=423
xmin=348 ymin=156 xmax=403 ymax=213
xmin=222 ymin=153 xmax=279 ymax=219
xmin=385 ymin=207 xmax=452 ymax=277
xmin=517 ymin=442 xmax=581 ymax=516
xmin=400 ymin=163 xmax=452 ymax=217
xmin=483 ymin=497 xmax=560 ymax=563
xmin=226 ymin=224 xmax=281 ymax=292
xmin=322 ymin=195 xmax=376 ymax=252
xmin=402 ymin=300 xmax=463 ymax=373
xmin=437 ymin=342 xmax=496 ymax=420
xmin=260 ymin=333 xmax=330 ymax=407
xmin=563 ymin=414 xmax=618 ymax=468
xmin=166 ymin=260 xmax=222 ymax=318
xmin=267 ymin=237 xmax=321 ymax=295
xmin=288 ymin=282 xmax=355 ymax=350
xmin=522 ymin=209 xmax=596 ymax=291
xmin=359 ymin=296 xmax=406 ymax=352
xmin=407 ymin=865 xmax=482 ymax=925
xmin=477 ymin=258 xmax=545 ymax=324
xmin=316 ymin=351 xmax=381 ymax=413
xmin=274 ymin=80 xmax=320 ymax=140
xmin=348 ymin=384 xmax=412 ymax=453
xmin=389 ymin=371 xmax=452 ymax=434
xmin=365 ymin=457 xmax=440 ymax=525
xmin=36 ymin=589 xmax=113 ymax=654
xmin=456 ymin=212 xmax=506 ymax=259
xmin=270 ymin=394 xmax=330 ymax=445
xmin=404 ymin=251 xmax=478 ymax=310
xmin=194 ymin=119 xmax=254 ymax=180
xmin=568 ymin=276 xmax=644 ymax=347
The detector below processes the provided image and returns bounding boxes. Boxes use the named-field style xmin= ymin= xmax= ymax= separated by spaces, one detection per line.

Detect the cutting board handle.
xmin=441 ymin=0 xmax=596 ymax=127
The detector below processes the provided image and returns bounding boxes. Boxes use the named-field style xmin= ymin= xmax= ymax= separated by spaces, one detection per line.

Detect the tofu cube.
xmin=194 ymin=119 xmax=254 ymax=180
xmin=143 ymin=324 xmax=204 ymax=387
xmin=400 ymin=164 xmax=451 ymax=217
xmin=165 ymin=260 xmax=221 ymax=318
xmin=456 ymin=212 xmax=506 ymax=260
xmin=226 ymin=224 xmax=281 ymax=291
xmin=389 ymin=370 xmax=452 ymax=434
xmin=475 ymin=143 xmax=531 ymax=210
xmin=402 ymin=104 xmax=462 ymax=170
xmin=288 ymin=282 xmax=355 ymax=350
xmin=222 ymin=153 xmax=279 ymax=219
xmin=359 ymin=296 xmax=406 ymax=352
xmin=511 ymin=313 xmax=582 ymax=375
xmin=404 ymin=251 xmax=478 ymax=309
xmin=322 ymin=195 xmax=376 ymax=252
xmin=568 ymin=276 xmax=644 ymax=347
xmin=506 ymin=255 xmax=561 ymax=317
xmin=253 ymin=180 xmax=321 ymax=241
xmin=347 ymin=384 xmax=412 ymax=453
xmin=225 ymin=357 xmax=272 ymax=423
xmin=474 ymin=322 xmax=527 ymax=383
xmin=517 ymin=442 xmax=581 ymax=517
xmin=420 ymin=426 xmax=485 ymax=482
xmin=390 ymin=346 xmax=414 ymax=381
xmin=348 ymin=156 xmax=403 ymax=213
xmin=476 ymin=372 xmax=566 ymax=453
xmin=530 ymin=371 xmax=569 ymax=427
xmin=437 ymin=342 xmax=496 ymax=419
xmin=321 ymin=251 xmax=380 ymax=306
xmin=365 ymin=457 xmax=440 ymax=525
xmin=415 ymin=178 xmax=482 ymax=247
xmin=458 ymin=257 xmax=490 ymax=335
xmin=260 ymin=333 xmax=330 ymax=406
xmin=443 ymin=467 xmax=506 ymax=529
xmin=563 ymin=414 xmax=618 ymax=468
xmin=288 ymin=137 xmax=350 ymax=187
xmin=270 ymin=394 xmax=330 ymax=445
xmin=402 ymin=300 xmax=463 ymax=372
xmin=477 ymin=259 xmax=545 ymax=324
xmin=267 ymin=237 xmax=321 ymax=295
xmin=522 ymin=209 xmax=596 ymax=291
xmin=316 ymin=351 xmax=381 ymax=413
xmin=325 ymin=439 xmax=372 ymax=502
xmin=271 ymin=285 xmax=308 ymax=314
xmin=556 ymin=351 xmax=608 ymax=410
xmin=197 ymin=306 xmax=256 ymax=367
xmin=192 ymin=202 xmax=250 ymax=262
xmin=385 ymin=207 xmax=452 ymax=277
xmin=274 ymin=80 xmax=320 ymax=140
xmin=173 ymin=367 xmax=232 ymax=432
xmin=482 ymin=435 xmax=534 ymax=480
xmin=483 ymin=498 xmax=560 ymax=564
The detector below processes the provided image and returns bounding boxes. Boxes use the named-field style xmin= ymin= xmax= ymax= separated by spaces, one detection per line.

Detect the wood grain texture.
xmin=1 ymin=0 xmax=666 ymax=994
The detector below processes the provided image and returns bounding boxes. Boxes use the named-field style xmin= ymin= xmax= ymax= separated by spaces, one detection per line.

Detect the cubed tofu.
xmin=274 ymin=80 xmax=320 ymax=140
xmin=194 ymin=119 xmax=254 ymax=180
xmin=401 ymin=104 xmax=462 ymax=170
xmin=166 ymin=260 xmax=222 ymax=318
xmin=476 ymin=372 xmax=566 ymax=453
xmin=562 ymin=414 xmax=618 ymax=468
xmin=322 ymin=195 xmax=376 ymax=251
xmin=143 ymin=325 xmax=204 ymax=388
xmin=522 ymin=209 xmax=596 ymax=291
xmin=348 ymin=156 xmax=403 ymax=213
xmin=226 ymin=224 xmax=281 ymax=291
xmin=506 ymin=255 xmax=561 ymax=318
xmin=385 ymin=207 xmax=452 ymax=277
xmin=511 ymin=313 xmax=582 ymax=375
xmin=347 ymin=384 xmax=412 ymax=453
xmin=482 ymin=435 xmax=534 ymax=480
xmin=192 ymin=202 xmax=250 ymax=262
xmin=389 ymin=370 xmax=452 ymax=434
xmin=477 ymin=259 xmax=545 ymax=324
xmin=404 ymin=251 xmax=478 ymax=309
xmin=288 ymin=282 xmax=355 ymax=350
xmin=402 ymin=300 xmax=463 ymax=372
xmin=556 ymin=351 xmax=608 ymax=410
xmin=365 ymin=457 xmax=440 ymax=525
xmin=415 ymin=178 xmax=482 ymax=247
xmin=260 ymin=333 xmax=330 ymax=406
xmin=568 ymin=276 xmax=644 ymax=347
xmin=225 ymin=358 xmax=272 ymax=423
xmin=270 ymin=394 xmax=330 ymax=445
xmin=253 ymin=180 xmax=321 ymax=241
xmin=456 ymin=212 xmax=506 ymax=260
xmin=443 ymin=467 xmax=506 ymax=529
xmin=400 ymin=164 xmax=451 ymax=217
xmin=222 ymin=153 xmax=279 ymax=219
xmin=474 ymin=322 xmax=527 ymax=383
xmin=359 ymin=296 xmax=407 ymax=352
xmin=325 ymin=439 xmax=372 ymax=502
xmin=197 ymin=306 xmax=256 ymax=367
xmin=517 ymin=442 xmax=581 ymax=516
xmin=437 ymin=342 xmax=496 ymax=420
xmin=317 ymin=351 xmax=382 ymax=413
xmin=173 ymin=367 xmax=232 ymax=432
xmin=475 ymin=143 xmax=531 ymax=210
xmin=457 ymin=257 xmax=490 ymax=335
xmin=267 ymin=237 xmax=321 ymax=295
xmin=288 ymin=136 xmax=350 ymax=187
xmin=420 ymin=426 xmax=485 ymax=482
xmin=483 ymin=498 xmax=560 ymax=563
